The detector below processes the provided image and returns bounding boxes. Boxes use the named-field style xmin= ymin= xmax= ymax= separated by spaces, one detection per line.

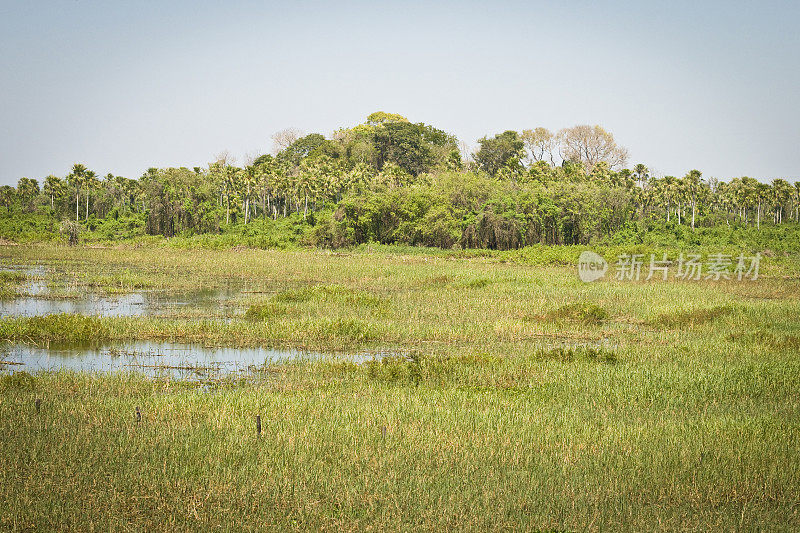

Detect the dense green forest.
xmin=2 ymin=112 xmax=798 ymax=249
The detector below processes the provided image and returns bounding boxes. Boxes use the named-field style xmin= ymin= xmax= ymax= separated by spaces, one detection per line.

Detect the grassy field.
xmin=1 ymin=243 xmax=799 ymax=530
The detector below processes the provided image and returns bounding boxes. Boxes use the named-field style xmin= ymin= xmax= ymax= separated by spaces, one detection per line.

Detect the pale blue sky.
xmin=1 ymin=0 xmax=798 ymax=184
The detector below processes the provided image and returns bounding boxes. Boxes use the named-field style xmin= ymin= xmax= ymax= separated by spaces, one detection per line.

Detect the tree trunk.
xmin=757 ymin=202 xmax=761 ymax=229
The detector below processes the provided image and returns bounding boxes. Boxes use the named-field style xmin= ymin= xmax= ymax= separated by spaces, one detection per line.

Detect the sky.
xmin=1 ymin=0 xmax=798 ymax=184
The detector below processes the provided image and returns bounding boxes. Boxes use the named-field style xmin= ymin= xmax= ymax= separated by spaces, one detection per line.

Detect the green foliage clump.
xmin=86 ymin=269 xmax=155 ymax=293
xmin=243 ymin=302 xmax=287 ymax=321
xmin=0 ymin=213 xmax=60 ymax=242
xmin=459 ymin=277 xmax=493 ymax=289
xmin=0 ymin=371 xmax=36 ymax=391
xmin=652 ymin=304 xmax=735 ymax=329
xmin=547 ymin=303 xmax=609 ymax=324
xmin=0 ymin=314 xmax=112 ymax=344
xmin=311 ymin=317 xmax=381 ymax=342
xmin=534 ymin=346 xmax=617 ymax=364
xmin=0 ymin=271 xmax=27 ymax=299
xmin=274 ymin=284 xmax=386 ymax=309
xmin=365 ymin=355 xmax=423 ymax=385
xmin=0 ymin=271 xmax=27 ymax=285
xmin=728 ymin=330 xmax=800 ymax=352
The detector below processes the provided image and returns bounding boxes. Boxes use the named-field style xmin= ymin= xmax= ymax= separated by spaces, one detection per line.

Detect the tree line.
xmin=3 ymin=112 xmax=798 ymax=249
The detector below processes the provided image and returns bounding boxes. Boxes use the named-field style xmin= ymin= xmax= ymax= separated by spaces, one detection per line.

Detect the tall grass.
xmin=0 ymin=244 xmax=798 ymax=530
xmin=2 ymin=354 xmax=798 ymax=530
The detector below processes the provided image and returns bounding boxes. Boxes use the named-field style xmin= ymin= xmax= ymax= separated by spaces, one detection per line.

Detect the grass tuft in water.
xmin=243 ymin=302 xmax=287 ymax=321
xmin=311 ymin=317 xmax=382 ymax=342
xmin=0 ymin=313 xmax=113 ymax=343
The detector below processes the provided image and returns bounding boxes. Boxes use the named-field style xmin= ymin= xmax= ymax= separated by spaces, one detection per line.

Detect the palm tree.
xmin=253 ymin=156 xmax=275 ymax=220
xmin=661 ymin=176 xmax=677 ymax=222
xmin=682 ymin=169 xmax=702 ymax=230
xmin=16 ymin=177 xmax=40 ymax=212
xmin=732 ymin=177 xmax=754 ymax=224
xmin=632 ymin=163 xmax=649 ymax=189
xmin=67 ymin=163 xmax=87 ymax=221
xmin=241 ymin=165 xmax=257 ymax=224
xmin=715 ymin=181 xmax=734 ymax=225
xmin=224 ymin=166 xmax=240 ymax=224
xmin=794 ymin=182 xmax=800 ymax=221
xmin=43 ymin=175 xmax=63 ymax=211
xmin=771 ymin=178 xmax=792 ymax=224
xmin=85 ymin=170 xmax=100 ymax=220
xmin=748 ymin=180 xmax=770 ymax=230
xmin=0 ymin=186 xmax=15 ymax=214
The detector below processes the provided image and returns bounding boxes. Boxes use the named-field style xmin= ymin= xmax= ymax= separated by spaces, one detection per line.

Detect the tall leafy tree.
xmin=16 ymin=178 xmax=40 ymax=212
xmin=474 ymin=131 xmax=525 ymax=177
xmin=521 ymin=127 xmax=557 ymax=166
xmin=0 ymin=185 xmax=16 ymax=214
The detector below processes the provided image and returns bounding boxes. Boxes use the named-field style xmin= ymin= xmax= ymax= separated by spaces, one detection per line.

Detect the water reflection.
xmin=0 ymin=341 xmax=332 ymax=380
xmin=0 ymin=265 xmax=244 ymax=318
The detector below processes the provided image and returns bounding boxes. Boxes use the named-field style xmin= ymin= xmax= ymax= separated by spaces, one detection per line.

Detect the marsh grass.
xmin=84 ymin=269 xmax=158 ymax=294
xmin=2 ymin=358 xmax=798 ymax=531
xmin=0 ymin=244 xmax=799 ymax=530
xmin=546 ymin=302 xmax=610 ymax=324
xmin=273 ymin=284 xmax=388 ymax=309
xmin=457 ymin=277 xmax=494 ymax=289
xmin=0 ymin=314 xmax=114 ymax=344
xmin=534 ymin=345 xmax=618 ymax=364
xmin=0 ymin=271 xmax=27 ymax=283
xmin=651 ymin=304 xmax=736 ymax=329
xmin=729 ymin=329 xmax=800 ymax=352
xmin=0 ymin=370 xmax=35 ymax=390
xmin=243 ymin=301 xmax=288 ymax=321
xmin=0 ymin=270 xmax=27 ymax=298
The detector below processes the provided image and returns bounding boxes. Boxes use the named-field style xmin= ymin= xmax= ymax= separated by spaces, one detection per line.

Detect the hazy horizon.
xmin=1 ymin=0 xmax=798 ymax=184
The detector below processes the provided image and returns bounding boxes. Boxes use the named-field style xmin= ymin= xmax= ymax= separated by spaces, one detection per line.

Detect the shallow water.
xmin=0 ymin=341 xmax=346 ymax=380
xmin=0 ymin=292 xmax=149 ymax=317
xmin=0 ymin=265 xmax=386 ymax=379
xmin=0 ymin=266 xmax=243 ymax=318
